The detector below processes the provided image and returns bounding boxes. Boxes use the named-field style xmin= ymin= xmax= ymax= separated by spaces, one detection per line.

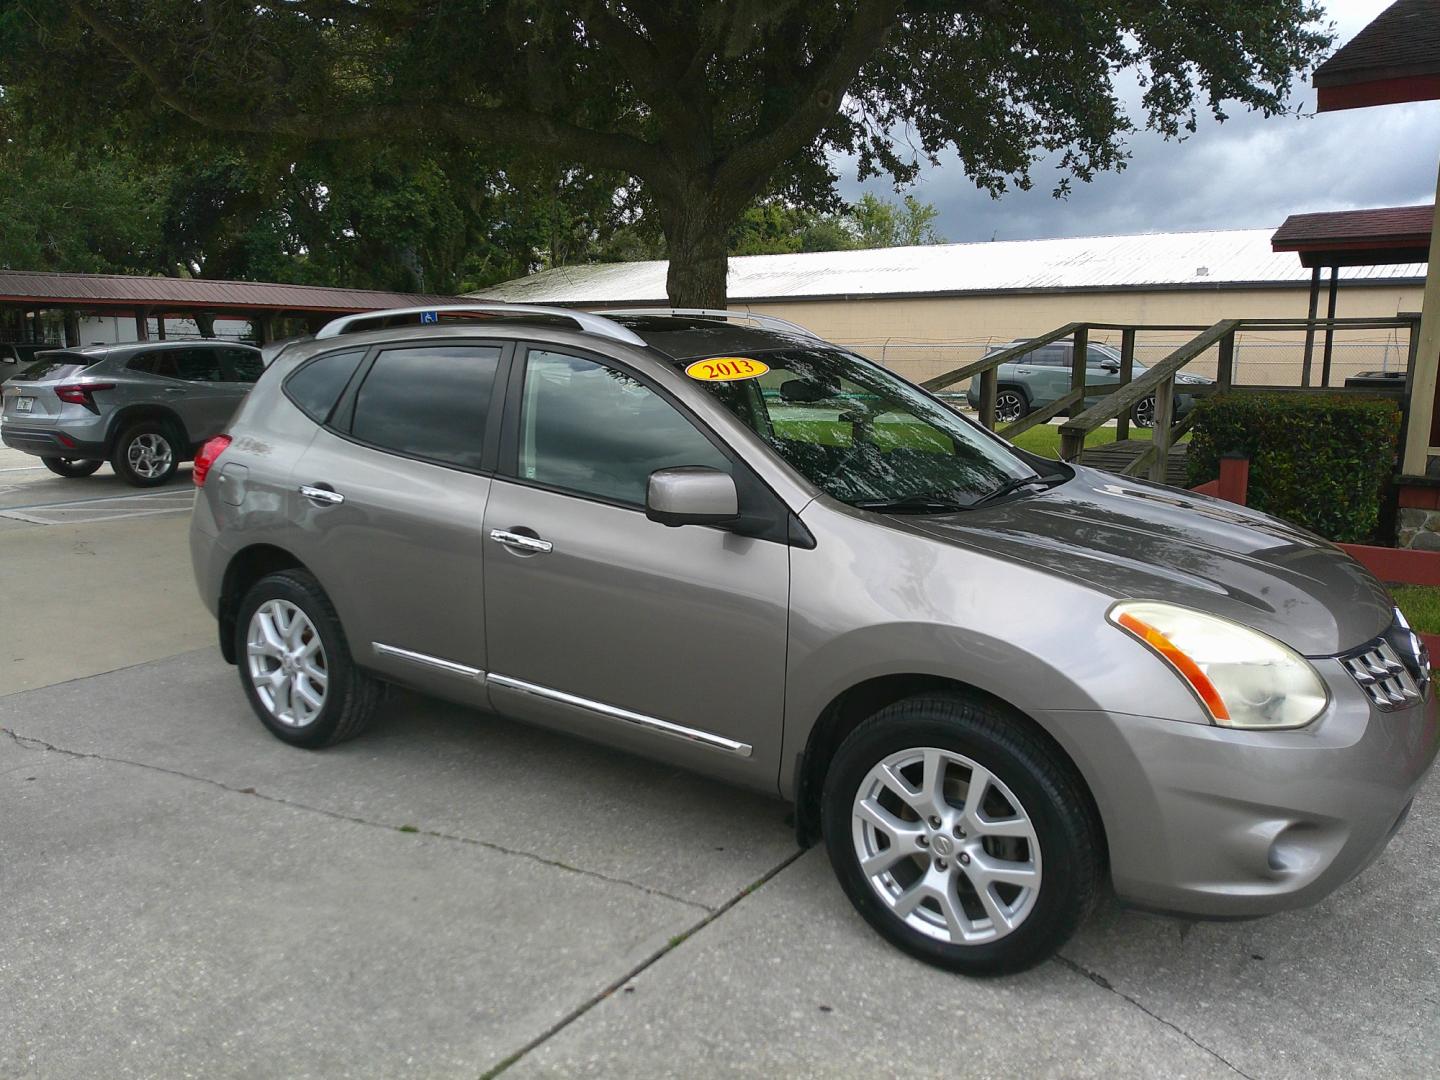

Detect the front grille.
xmin=1342 ymin=638 xmax=1422 ymax=710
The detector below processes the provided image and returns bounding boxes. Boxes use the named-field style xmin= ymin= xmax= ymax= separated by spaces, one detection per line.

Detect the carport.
xmin=1307 ymin=0 xmax=1440 ymax=478
xmin=0 ymin=269 xmax=458 ymax=347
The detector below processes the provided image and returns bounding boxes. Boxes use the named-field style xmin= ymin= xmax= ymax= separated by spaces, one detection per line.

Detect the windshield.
xmin=678 ymin=347 xmax=1045 ymax=509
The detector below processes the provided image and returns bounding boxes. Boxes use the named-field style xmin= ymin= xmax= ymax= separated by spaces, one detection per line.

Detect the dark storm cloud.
xmin=837 ymin=0 xmax=1440 ymax=242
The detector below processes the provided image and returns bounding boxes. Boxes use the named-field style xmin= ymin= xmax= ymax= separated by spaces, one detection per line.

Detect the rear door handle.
xmin=299 ymin=485 xmax=344 ymax=505
xmin=489 ymin=528 xmax=553 ymax=554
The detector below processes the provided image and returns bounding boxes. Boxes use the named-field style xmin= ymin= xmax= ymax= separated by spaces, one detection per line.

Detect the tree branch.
xmin=716 ymin=0 xmax=903 ymax=197
xmin=64 ymin=0 xmax=669 ymax=178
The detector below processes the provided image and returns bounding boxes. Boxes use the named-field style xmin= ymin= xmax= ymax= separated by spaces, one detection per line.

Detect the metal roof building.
xmin=475 ymin=228 xmax=1425 ymax=306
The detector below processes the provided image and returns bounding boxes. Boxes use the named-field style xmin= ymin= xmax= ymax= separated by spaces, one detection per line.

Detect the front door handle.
xmin=489 ymin=528 xmax=553 ymax=554
xmin=299 ymin=484 xmax=345 ymax=505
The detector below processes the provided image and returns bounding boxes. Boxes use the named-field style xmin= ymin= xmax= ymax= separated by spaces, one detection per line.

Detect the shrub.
xmin=1186 ymin=392 xmax=1399 ymax=543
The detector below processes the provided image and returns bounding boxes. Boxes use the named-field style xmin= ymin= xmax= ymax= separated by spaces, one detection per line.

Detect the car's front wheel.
xmin=822 ymin=694 xmax=1102 ymax=975
xmin=235 ymin=569 xmax=379 ymax=748
xmin=40 ymin=456 xmax=102 ymax=478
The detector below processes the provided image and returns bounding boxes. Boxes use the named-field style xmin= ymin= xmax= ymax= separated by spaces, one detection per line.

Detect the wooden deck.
xmin=1078 ymin=438 xmax=1191 ymax=486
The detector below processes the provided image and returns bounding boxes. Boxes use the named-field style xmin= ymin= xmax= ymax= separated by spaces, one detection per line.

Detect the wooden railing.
xmin=922 ymin=316 xmax=1421 ymax=484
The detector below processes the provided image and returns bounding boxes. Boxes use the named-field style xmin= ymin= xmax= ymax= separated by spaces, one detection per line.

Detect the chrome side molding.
xmin=372 ymin=642 xmax=485 ymax=680
xmin=486 ymin=673 xmax=754 ymax=757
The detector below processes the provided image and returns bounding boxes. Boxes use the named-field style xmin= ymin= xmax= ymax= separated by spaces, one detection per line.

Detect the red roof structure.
xmin=0 ymin=269 xmax=456 ymax=314
xmin=1271 ymin=204 xmax=1433 ymax=267
xmin=1313 ymin=0 xmax=1440 ymax=111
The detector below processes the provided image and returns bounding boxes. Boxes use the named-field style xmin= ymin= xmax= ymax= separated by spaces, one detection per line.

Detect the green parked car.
xmin=967 ymin=338 xmax=1213 ymax=427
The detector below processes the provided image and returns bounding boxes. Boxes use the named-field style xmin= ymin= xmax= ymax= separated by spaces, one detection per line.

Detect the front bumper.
xmin=1046 ymin=660 xmax=1438 ymax=918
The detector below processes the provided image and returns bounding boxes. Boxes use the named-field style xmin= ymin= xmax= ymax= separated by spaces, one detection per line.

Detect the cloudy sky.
xmin=837 ymin=0 xmax=1440 ymax=242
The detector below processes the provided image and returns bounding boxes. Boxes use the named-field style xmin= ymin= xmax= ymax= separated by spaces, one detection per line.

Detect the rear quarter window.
xmin=283 ymin=349 xmax=367 ymax=423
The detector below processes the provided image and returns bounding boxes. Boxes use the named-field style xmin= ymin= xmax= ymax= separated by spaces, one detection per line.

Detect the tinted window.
xmin=175 ymin=349 xmax=225 ymax=382
xmin=518 ymin=350 xmax=730 ymax=506
xmin=285 ymin=349 xmax=366 ymax=423
xmin=221 ymin=347 xmax=264 ymax=383
xmin=1028 ymin=346 xmax=1070 ymax=368
xmin=350 ymin=345 xmax=499 ymax=469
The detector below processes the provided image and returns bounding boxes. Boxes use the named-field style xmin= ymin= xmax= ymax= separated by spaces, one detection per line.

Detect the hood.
xmin=901 ymin=467 xmax=1392 ymax=656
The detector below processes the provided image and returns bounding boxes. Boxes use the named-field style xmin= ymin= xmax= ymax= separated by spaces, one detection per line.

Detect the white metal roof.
xmin=472 ymin=228 xmax=1426 ymax=305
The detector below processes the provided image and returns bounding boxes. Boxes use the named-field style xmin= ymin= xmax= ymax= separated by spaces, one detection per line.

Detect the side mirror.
xmin=646 ymin=466 xmax=739 ymax=528
xmin=1097 ymin=358 xmax=1119 ymax=373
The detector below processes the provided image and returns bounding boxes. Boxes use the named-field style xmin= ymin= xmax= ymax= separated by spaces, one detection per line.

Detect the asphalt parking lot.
xmin=2 ymin=442 xmax=1437 ymax=1079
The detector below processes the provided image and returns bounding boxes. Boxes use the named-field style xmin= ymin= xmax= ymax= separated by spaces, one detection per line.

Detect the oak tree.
xmin=8 ymin=1 xmax=1330 ymax=304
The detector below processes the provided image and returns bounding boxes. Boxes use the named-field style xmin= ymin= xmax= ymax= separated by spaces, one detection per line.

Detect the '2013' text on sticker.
xmin=685 ymin=357 xmax=770 ymax=382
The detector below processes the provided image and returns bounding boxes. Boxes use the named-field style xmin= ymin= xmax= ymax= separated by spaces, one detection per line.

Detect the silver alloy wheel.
xmin=245 ymin=599 xmax=329 ymax=727
xmin=1131 ymin=396 xmax=1155 ymax=428
xmin=994 ymin=391 xmax=1026 ymax=425
xmin=851 ymin=747 xmax=1042 ymax=945
xmin=127 ymin=432 xmax=174 ymax=479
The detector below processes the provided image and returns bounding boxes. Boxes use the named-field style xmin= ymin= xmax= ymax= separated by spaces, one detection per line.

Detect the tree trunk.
xmin=661 ymin=198 xmax=731 ymax=308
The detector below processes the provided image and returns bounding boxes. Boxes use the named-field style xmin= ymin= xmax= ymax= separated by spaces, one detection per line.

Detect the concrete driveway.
xmin=1 ymin=444 xmax=1436 ymax=1078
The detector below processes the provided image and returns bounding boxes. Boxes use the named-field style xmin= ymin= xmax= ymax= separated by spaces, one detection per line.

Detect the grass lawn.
xmin=1007 ymin=424 xmax=1118 ymax=459
xmin=1391 ymin=585 xmax=1440 ymax=636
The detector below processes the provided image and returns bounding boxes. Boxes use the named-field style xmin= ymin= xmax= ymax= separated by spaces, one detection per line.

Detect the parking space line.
xmin=0 ymin=489 xmax=194 ymax=526
xmin=0 ymin=488 xmax=191 ymax=514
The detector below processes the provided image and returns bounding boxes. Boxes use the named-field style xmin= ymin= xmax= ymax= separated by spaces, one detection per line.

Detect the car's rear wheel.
xmin=821 ymin=694 xmax=1102 ymax=975
xmin=994 ymin=388 xmax=1030 ymax=425
xmin=111 ymin=421 xmax=180 ymax=486
xmin=1131 ymin=396 xmax=1156 ymax=428
xmin=235 ymin=569 xmax=379 ymax=748
xmin=41 ymin=456 xmax=102 ymax=478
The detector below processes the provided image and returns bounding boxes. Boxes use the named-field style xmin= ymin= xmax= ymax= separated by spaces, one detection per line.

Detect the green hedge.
xmin=1186 ymin=392 xmax=1400 ymax=543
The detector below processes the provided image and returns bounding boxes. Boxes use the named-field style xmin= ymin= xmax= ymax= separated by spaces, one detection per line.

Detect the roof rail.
xmin=313 ymin=303 xmax=649 ymax=347
xmin=595 ymin=307 xmax=821 ymax=340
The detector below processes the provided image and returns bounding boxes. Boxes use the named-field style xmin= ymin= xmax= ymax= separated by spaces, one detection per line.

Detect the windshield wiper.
xmin=971 ymin=473 xmax=1053 ymax=507
xmin=852 ymin=493 xmax=970 ymax=515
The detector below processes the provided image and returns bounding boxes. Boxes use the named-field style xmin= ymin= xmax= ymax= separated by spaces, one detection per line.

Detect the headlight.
xmin=1108 ymin=600 xmax=1328 ymax=729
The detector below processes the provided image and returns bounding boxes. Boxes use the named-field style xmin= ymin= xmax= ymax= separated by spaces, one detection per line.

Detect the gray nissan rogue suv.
xmin=190 ymin=304 xmax=1436 ymax=975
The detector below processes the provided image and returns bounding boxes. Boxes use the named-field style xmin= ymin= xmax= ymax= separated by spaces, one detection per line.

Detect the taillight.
xmin=54 ymin=382 xmax=115 ymax=413
xmin=193 ymin=434 xmax=232 ymax=487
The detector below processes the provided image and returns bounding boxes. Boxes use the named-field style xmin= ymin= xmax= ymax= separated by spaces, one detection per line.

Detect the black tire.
xmin=993 ymin=387 xmax=1031 ymax=425
xmin=40 ymin=456 xmax=102 ymax=478
xmin=110 ymin=420 xmax=181 ymax=487
xmin=821 ymin=693 xmax=1102 ymax=976
xmin=234 ymin=569 xmax=379 ymax=748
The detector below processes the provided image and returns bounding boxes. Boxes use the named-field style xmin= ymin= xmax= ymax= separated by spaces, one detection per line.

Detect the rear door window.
xmin=348 ymin=344 xmax=501 ymax=470
xmin=174 ymin=349 xmax=225 ymax=383
xmin=220 ymin=347 xmax=265 ymax=383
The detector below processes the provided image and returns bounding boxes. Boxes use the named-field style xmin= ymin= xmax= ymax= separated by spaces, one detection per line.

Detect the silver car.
xmin=189 ymin=305 xmax=1436 ymax=975
xmin=1 ymin=340 xmax=264 ymax=486
xmin=966 ymin=338 xmax=1213 ymax=426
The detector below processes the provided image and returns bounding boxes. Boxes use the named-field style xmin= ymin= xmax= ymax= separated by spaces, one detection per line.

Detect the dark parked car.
xmin=0 ymin=343 xmax=58 ymax=384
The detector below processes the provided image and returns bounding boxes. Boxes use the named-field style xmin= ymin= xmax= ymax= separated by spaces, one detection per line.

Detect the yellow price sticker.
xmin=684 ymin=356 xmax=770 ymax=382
